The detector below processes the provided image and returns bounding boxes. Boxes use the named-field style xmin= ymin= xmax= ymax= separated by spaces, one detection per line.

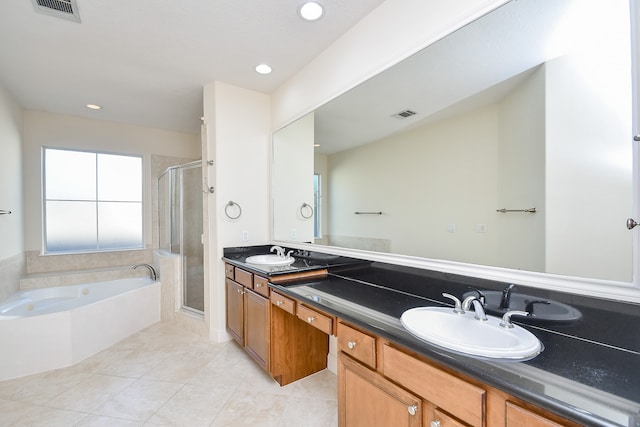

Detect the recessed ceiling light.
xmin=299 ymin=2 xmax=323 ymax=21
xmin=255 ymin=64 xmax=272 ymax=74
xmin=86 ymin=104 xmax=101 ymax=110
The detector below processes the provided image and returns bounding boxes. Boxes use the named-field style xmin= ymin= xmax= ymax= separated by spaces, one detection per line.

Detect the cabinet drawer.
xmin=234 ymin=267 xmax=253 ymax=288
xmin=337 ymin=322 xmax=376 ymax=369
xmin=506 ymin=402 xmax=565 ymax=427
xmin=382 ymin=345 xmax=485 ymax=427
xmin=224 ymin=263 xmax=234 ymax=279
xmin=253 ymin=275 xmax=270 ymax=297
xmin=270 ymin=291 xmax=295 ymax=315
xmin=297 ymin=304 xmax=334 ymax=335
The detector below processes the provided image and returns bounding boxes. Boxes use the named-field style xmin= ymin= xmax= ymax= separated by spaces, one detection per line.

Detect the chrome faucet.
xmin=500 ymin=284 xmax=516 ymax=309
xmin=133 ymin=263 xmax=157 ymax=281
xmin=270 ymin=245 xmax=286 ymax=257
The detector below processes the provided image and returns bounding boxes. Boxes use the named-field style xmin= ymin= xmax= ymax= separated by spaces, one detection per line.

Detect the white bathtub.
xmin=0 ymin=278 xmax=160 ymax=381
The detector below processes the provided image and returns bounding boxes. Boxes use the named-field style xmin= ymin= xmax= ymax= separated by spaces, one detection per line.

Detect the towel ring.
xmin=225 ymin=201 xmax=242 ymax=220
xmin=300 ymin=203 xmax=314 ymax=219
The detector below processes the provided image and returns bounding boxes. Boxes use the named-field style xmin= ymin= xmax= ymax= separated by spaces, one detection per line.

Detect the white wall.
xmin=203 ymin=81 xmax=271 ymax=341
xmin=22 ymin=110 xmax=200 ymax=253
xmin=273 ymin=112 xmax=315 ymax=243
xmin=0 ymin=85 xmax=24 ymax=262
xmin=272 ymin=0 xmax=509 ymax=130
xmin=0 ymin=83 xmax=25 ymax=301
xmin=327 ymin=104 xmax=500 ymax=265
xmin=496 ymin=67 xmax=545 ymax=272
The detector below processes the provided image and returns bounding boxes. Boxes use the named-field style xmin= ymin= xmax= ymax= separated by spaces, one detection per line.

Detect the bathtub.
xmin=0 ymin=278 xmax=160 ymax=381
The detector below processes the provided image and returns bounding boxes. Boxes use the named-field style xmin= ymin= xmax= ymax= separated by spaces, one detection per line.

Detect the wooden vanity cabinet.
xmin=224 ymin=265 xmax=270 ymax=371
xmin=337 ymin=320 xmax=580 ymax=427
xmin=339 ymin=353 xmax=422 ymax=427
xmin=224 ymin=263 xmax=330 ymax=386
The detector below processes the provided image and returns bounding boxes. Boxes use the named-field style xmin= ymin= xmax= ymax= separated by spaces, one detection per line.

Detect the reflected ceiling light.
xmin=86 ymin=104 xmax=101 ymax=110
xmin=314 ymin=144 xmax=320 ymax=147
xmin=299 ymin=2 xmax=323 ymax=21
xmin=255 ymin=64 xmax=272 ymax=74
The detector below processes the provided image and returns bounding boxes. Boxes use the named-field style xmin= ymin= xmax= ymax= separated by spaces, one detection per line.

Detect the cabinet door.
xmin=225 ymin=278 xmax=244 ymax=345
xmin=339 ymin=354 xmax=422 ymax=427
xmin=245 ymin=289 xmax=270 ymax=371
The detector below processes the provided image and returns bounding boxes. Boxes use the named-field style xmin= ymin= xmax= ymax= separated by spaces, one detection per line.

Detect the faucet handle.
xmin=499 ymin=310 xmax=529 ymax=328
xmin=442 ymin=293 xmax=464 ymax=314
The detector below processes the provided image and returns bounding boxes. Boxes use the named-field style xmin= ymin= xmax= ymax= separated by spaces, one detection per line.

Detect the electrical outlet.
xmin=447 ymin=224 xmax=456 ymax=233
xmin=242 ymin=230 xmax=249 ymax=242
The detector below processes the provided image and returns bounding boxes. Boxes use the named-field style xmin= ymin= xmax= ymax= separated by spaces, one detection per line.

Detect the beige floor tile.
xmin=0 ymin=368 xmax=91 ymax=405
xmin=141 ymin=350 xmax=216 ymax=383
xmin=76 ymin=414 xmax=145 ymax=426
xmin=45 ymin=374 xmax=135 ymax=413
xmin=279 ymin=396 xmax=338 ymax=427
xmin=287 ymin=369 xmax=337 ymax=401
xmin=147 ymin=383 xmax=234 ymax=426
xmin=93 ymin=379 xmax=183 ymax=422
xmin=0 ymin=400 xmax=87 ymax=427
xmin=209 ymin=389 xmax=289 ymax=427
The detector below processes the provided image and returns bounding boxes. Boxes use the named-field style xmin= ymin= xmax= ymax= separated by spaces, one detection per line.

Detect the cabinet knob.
xmin=307 ymin=316 xmax=315 ymax=323
xmin=430 ymin=421 xmax=441 ymax=427
xmin=255 ymin=283 xmax=262 ymax=287
xmin=275 ymin=300 xmax=283 ymax=306
xmin=236 ymin=289 xmax=243 ymax=294
xmin=408 ymin=405 xmax=418 ymax=416
xmin=347 ymin=341 xmax=357 ymax=349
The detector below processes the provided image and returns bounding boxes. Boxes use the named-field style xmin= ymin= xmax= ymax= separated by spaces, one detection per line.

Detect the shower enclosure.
xmin=158 ymin=161 xmax=204 ymax=313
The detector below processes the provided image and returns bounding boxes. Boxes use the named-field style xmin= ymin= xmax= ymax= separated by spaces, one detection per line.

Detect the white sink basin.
xmin=400 ymin=307 xmax=542 ymax=360
xmin=245 ymin=254 xmax=295 ymax=266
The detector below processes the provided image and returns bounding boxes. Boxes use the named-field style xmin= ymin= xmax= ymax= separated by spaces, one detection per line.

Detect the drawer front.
xmin=382 ymin=345 xmax=485 ymax=427
xmin=253 ymin=275 xmax=270 ymax=297
xmin=224 ymin=263 xmax=234 ymax=279
xmin=506 ymin=402 xmax=565 ymax=427
xmin=234 ymin=267 xmax=253 ymax=288
xmin=270 ymin=291 xmax=295 ymax=315
xmin=297 ymin=304 xmax=334 ymax=335
xmin=337 ymin=322 xmax=376 ymax=369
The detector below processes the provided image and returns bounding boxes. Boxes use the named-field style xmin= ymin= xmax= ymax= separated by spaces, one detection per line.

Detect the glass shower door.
xmin=181 ymin=163 xmax=204 ymax=313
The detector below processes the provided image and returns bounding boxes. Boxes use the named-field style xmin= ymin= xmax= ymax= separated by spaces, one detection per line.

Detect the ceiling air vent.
xmin=391 ymin=109 xmax=417 ymax=119
xmin=31 ymin=0 xmax=81 ymax=23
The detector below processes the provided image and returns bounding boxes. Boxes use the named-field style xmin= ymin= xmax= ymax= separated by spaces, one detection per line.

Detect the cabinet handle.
xmin=255 ymin=283 xmax=262 ymax=287
xmin=408 ymin=405 xmax=418 ymax=416
xmin=307 ymin=316 xmax=315 ymax=323
xmin=347 ymin=341 xmax=357 ymax=349
xmin=236 ymin=289 xmax=245 ymax=295
xmin=275 ymin=300 xmax=283 ymax=306
xmin=430 ymin=421 xmax=441 ymax=427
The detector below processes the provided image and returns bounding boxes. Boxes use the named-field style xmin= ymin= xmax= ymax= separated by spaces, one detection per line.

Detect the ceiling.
xmin=313 ymin=0 xmax=576 ymax=154
xmin=0 ymin=0 xmax=385 ymax=134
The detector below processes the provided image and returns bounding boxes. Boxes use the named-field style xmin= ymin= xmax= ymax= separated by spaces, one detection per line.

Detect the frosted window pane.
xmin=98 ymin=202 xmax=143 ymax=249
xmin=98 ymin=154 xmax=142 ymax=201
xmin=46 ymin=201 xmax=97 ymax=252
xmin=45 ymin=149 xmax=96 ymax=200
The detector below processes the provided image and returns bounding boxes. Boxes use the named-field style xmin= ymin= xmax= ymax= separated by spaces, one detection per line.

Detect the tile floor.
xmin=0 ymin=322 xmax=338 ymax=426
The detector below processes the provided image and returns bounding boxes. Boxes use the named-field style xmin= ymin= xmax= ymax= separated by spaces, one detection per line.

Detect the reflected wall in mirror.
xmin=272 ymin=0 xmax=634 ymax=283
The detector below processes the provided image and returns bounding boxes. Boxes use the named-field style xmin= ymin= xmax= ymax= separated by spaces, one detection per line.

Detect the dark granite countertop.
xmin=222 ymin=246 xmax=640 ymax=426
xmin=222 ymin=245 xmax=367 ymax=276
xmin=273 ymin=262 xmax=640 ymax=427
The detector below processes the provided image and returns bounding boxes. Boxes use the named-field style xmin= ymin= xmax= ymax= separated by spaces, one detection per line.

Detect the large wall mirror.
xmin=272 ymin=0 xmax=635 ymax=285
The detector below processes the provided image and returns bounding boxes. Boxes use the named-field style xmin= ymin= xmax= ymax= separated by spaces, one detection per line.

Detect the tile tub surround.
xmin=270 ymin=261 xmax=640 ymax=427
xmin=0 ymin=252 xmax=25 ymax=303
xmin=0 ymin=322 xmax=338 ymax=426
